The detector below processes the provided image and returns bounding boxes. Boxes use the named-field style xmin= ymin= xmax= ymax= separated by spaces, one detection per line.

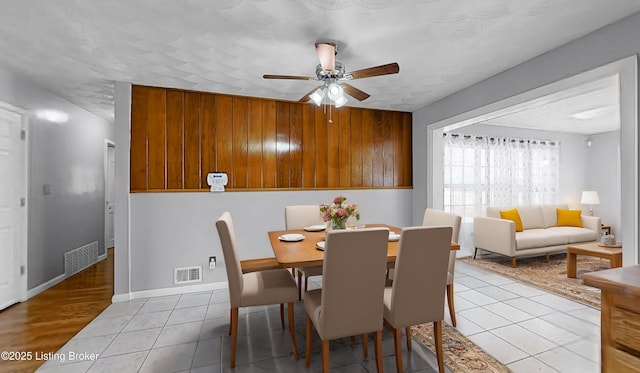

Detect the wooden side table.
xmin=583 ymin=266 xmax=640 ymax=372
xmin=566 ymin=242 xmax=622 ymax=278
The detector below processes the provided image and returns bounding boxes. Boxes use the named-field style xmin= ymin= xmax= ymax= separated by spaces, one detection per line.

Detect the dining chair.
xmin=215 ymin=211 xmax=299 ymax=368
xmin=387 ymin=208 xmax=462 ymax=327
xmin=285 ymin=204 xmax=325 ymax=300
xmin=304 ymin=228 xmax=389 ymax=373
xmin=383 ymin=226 xmax=452 ymax=373
xmin=422 ymin=208 xmax=462 ymax=327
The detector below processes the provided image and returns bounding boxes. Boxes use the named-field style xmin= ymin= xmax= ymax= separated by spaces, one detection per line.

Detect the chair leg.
xmin=405 ymin=326 xmax=412 ymax=351
xmin=321 ymin=340 xmax=330 ymax=373
xmin=362 ymin=333 xmax=368 ymax=358
xmin=228 ymin=308 xmax=232 ymax=336
xmin=546 ymin=252 xmax=551 ymax=263
xmin=393 ymin=326 xmax=403 ymax=373
xmin=298 ymin=270 xmax=303 ymax=300
xmin=446 ymin=283 xmax=457 ymax=327
xmin=305 ymin=312 xmax=313 ymax=368
xmin=374 ymin=330 xmax=383 ymax=373
xmin=280 ymin=303 xmax=285 ymax=329
xmin=473 ymin=247 xmax=478 ymax=259
xmin=230 ymin=307 xmax=239 ymax=368
xmin=511 ymin=257 xmax=517 ymax=268
xmin=287 ymin=302 xmax=299 ymax=360
xmin=434 ymin=321 xmax=444 ymax=373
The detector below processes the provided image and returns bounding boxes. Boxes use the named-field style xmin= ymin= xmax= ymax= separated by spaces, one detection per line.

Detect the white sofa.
xmin=473 ymin=204 xmax=600 ymax=267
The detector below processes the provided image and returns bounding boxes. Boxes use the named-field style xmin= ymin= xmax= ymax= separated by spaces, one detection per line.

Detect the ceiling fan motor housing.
xmin=315 ymin=61 xmax=346 ymax=80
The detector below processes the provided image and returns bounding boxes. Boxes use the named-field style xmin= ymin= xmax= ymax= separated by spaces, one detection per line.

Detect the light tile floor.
xmin=36 ymin=261 xmax=600 ymax=372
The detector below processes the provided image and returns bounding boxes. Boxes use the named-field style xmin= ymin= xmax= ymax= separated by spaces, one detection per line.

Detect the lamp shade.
xmin=580 ymin=191 xmax=600 ymax=205
xmin=309 ymin=87 xmax=324 ymax=106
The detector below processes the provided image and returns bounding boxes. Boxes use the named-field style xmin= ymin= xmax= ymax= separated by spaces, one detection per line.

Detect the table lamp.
xmin=580 ymin=191 xmax=600 ymax=216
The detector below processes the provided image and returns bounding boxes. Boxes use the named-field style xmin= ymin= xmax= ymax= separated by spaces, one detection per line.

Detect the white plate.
xmin=316 ymin=241 xmax=326 ymax=251
xmin=388 ymin=233 xmax=401 ymax=242
xmin=304 ymin=224 xmax=326 ymax=232
xmin=278 ymin=233 xmax=305 ymax=242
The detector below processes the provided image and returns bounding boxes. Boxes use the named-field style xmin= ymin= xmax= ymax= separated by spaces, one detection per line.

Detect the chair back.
xmin=423 ymin=208 xmax=461 ymax=241
xmin=423 ymin=208 xmax=461 ymax=275
xmin=215 ymin=212 xmax=243 ymax=308
xmin=285 ymin=205 xmax=324 ymax=230
xmin=387 ymin=226 xmax=452 ymax=327
xmin=318 ymin=228 xmax=389 ymax=340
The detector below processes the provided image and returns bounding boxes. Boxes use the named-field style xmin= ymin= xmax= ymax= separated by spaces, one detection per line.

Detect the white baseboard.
xmin=111 ymin=281 xmax=229 ymax=303
xmin=27 ymin=273 xmax=66 ymax=299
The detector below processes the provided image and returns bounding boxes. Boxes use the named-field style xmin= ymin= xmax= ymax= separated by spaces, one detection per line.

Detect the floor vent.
xmin=174 ymin=266 xmax=202 ymax=284
xmin=64 ymin=241 xmax=99 ymax=277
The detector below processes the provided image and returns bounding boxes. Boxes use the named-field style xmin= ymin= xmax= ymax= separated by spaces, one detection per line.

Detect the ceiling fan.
xmin=263 ymin=42 xmax=399 ymax=109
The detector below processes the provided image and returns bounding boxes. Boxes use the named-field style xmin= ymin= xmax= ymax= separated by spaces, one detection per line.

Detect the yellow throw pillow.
xmin=556 ymin=208 xmax=583 ymax=227
xmin=499 ymin=208 xmax=523 ymax=232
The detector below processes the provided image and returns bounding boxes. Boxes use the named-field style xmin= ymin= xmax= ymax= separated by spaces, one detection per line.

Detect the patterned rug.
xmin=459 ymin=252 xmax=606 ymax=309
xmin=412 ymin=323 xmax=511 ymax=373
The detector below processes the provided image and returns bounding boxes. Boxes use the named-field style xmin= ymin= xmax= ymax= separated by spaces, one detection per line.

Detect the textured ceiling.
xmin=480 ymin=74 xmax=620 ymax=135
xmin=1 ymin=0 xmax=639 ymax=122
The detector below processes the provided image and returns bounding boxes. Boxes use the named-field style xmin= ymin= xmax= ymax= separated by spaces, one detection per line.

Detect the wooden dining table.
xmin=268 ymin=224 xmax=460 ymax=268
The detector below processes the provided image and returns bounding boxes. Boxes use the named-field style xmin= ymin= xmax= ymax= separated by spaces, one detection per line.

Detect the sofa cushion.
xmin=499 ymin=208 xmax=523 ymax=232
xmin=486 ymin=207 xmax=502 ymax=219
xmin=515 ymin=228 xmax=568 ymax=250
xmin=546 ymin=226 xmax=597 ymax=243
xmin=517 ymin=206 xmax=545 ymax=229
xmin=556 ymin=208 xmax=583 ymax=227
xmin=541 ymin=204 xmax=568 ymax=228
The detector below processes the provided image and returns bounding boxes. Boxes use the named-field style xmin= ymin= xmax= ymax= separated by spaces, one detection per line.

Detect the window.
xmin=443 ymin=133 xmax=560 ymax=222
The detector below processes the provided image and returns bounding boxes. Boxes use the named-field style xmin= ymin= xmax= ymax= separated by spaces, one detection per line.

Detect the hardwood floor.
xmin=0 ymin=248 xmax=114 ymax=373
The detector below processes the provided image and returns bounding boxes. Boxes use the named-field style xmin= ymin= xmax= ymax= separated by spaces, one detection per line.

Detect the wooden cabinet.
xmin=584 ymin=265 xmax=640 ymax=372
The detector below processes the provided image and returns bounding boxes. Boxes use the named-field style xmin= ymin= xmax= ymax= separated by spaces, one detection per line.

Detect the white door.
xmin=105 ymin=143 xmax=115 ymax=248
xmin=0 ymin=107 xmax=26 ymax=310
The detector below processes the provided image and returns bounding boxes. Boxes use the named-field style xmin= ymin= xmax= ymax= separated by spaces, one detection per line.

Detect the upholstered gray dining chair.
xmin=215 ymin=211 xmax=299 ymax=368
xmin=386 ymin=208 xmax=462 ymax=327
xmin=304 ymin=228 xmax=389 ymax=373
xmin=423 ymin=208 xmax=462 ymax=327
xmin=285 ymin=204 xmax=325 ymax=300
xmin=383 ymin=226 xmax=452 ymax=373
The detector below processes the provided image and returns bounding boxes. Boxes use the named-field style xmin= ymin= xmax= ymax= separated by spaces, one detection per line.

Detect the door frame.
xmin=0 ymin=101 xmax=28 ymax=308
xmin=104 ymin=139 xmax=115 ymax=255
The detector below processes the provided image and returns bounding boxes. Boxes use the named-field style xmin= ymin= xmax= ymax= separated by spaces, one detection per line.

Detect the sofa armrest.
xmin=581 ymin=215 xmax=601 ymax=234
xmin=473 ymin=217 xmax=517 ymax=257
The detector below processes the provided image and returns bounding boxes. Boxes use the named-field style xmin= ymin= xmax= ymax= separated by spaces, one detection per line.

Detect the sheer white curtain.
xmin=442 ymin=133 xmax=560 ymax=254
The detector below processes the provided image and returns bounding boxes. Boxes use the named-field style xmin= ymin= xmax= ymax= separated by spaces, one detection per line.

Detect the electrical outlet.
xmin=209 ymin=256 xmax=216 ymax=269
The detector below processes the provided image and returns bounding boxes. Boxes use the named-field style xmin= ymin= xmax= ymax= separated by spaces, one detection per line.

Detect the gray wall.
xmin=413 ymin=11 xmax=638 ymax=264
xmin=129 ymin=190 xmax=412 ymax=292
xmin=0 ymin=66 xmax=114 ymax=290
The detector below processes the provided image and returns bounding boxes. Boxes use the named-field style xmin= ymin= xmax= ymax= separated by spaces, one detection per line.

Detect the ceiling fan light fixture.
xmin=309 ymin=87 xmax=325 ymax=106
xmin=327 ymin=82 xmax=343 ymax=100
xmin=334 ymin=95 xmax=348 ymax=108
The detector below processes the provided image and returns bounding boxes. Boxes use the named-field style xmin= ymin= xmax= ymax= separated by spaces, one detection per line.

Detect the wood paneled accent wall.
xmin=130 ymin=85 xmax=412 ymax=192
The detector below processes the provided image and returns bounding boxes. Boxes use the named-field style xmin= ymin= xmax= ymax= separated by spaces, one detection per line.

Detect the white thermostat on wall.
xmin=207 ymin=172 xmax=228 ymax=192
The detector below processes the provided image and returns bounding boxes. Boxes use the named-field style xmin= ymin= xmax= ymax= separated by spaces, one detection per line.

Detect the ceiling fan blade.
xmin=299 ymin=85 xmax=324 ymax=102
xmin=347 ymin=62 xmax=399 ymax=80
xmin=315 ymin=42 xmax=336 ymax=71
xmin=263 ymin=74 xmax=314 ymax=80
xmin=342 ymin=83 xmax=370 ymax=101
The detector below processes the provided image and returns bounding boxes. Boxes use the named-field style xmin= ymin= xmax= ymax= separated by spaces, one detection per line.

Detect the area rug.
xmin=412 ymin=323 xmax=511 ymax=373
xmin=459 ymin=253 xmax=606 ymax=309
